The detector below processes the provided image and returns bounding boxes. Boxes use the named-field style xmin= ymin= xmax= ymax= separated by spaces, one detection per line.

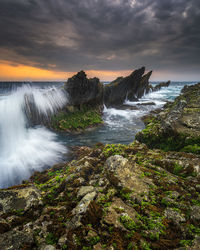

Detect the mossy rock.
xmin=51 ymin=105 xmax=103 ymax=131
xmin=136 ymin=83 xmax=200 ymax=155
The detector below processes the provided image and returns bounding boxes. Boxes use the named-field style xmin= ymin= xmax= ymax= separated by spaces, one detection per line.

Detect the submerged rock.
xmin=152 ymin=80 xmax=171 ymax=92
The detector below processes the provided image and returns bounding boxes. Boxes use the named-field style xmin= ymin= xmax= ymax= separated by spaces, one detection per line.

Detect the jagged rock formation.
xmin=51 ymin=69 xmax=171 ymax=131
xmin=103 ymin=67 xmax=152 ymax=107
xmin=64 ymin=71 xmax=103 ymax=111
xmin=136 ymin=70 xmax=153 ymax=98
xmin=64 ymin=68 xmax=171 ymax=109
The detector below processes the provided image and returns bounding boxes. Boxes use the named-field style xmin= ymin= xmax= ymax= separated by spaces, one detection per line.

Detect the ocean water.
xmin=0 ymin=81 xmax=197 ymax=187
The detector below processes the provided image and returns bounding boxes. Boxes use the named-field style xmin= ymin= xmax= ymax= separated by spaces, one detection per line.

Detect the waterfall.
xmin=0 ymin=85 xmax=68 ymax=188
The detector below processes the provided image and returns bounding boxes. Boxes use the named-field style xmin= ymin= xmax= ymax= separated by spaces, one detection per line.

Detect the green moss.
xmin=149 ymin=231 xmax=160 ymax=241
xmin=181 ymin=144 xmax=200 ymax=154
xmin=136 ymin=117 xmax=200 ymax=154
xmin=45 ymin=233 xmax=57 ymax=245
xmin=82 ymin=247 xmax=92 ymax=250
xmin=112 ymin=242 xmax=117 ymax=248
xmin=127 ymin=242 xmax=136 ymax=250
xmin=136 ymin=212 xmax=166 ymax=239
xmin=14 ymin=208 xmax=24 ymax=216
xmin=119 ymin=214 xmax=137 ymax=230
xmin=141 ymin=240 xmax=151 ymax=250
xmin=161 ymin=198 xmax=172 ymax=207
xmin=191 ymin=199 xmax=200 ymax=206
xmin=173 ymin=163 xmax=183 ymax=176
xmin=89 ymin=236 xmax=100 ymax=245
xmin=187 ymin=224 xmax=200 ymax=236
xmin=51 ymin=106 xmax=103 ymax=131
xmin=102 ymin=143 xmax=127 ymax=157
xmin=119 ymin=188 xmax=133 ymax=201
xmin=179 ymin=239 xmax=192 ymax=247
xmin=62 ymin=245 xmax=68 ymax=249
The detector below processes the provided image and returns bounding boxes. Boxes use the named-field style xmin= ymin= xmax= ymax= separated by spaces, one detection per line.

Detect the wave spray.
xmin=0 ymin=85 xmax=67 ymax=188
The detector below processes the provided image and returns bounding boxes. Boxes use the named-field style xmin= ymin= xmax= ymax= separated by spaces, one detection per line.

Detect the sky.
xmin=0 ymin=0 xmax=200 ymax=81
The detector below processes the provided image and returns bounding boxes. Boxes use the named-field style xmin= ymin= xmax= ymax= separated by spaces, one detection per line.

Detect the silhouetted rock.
xmin=152 ymin=80 xmax=171 ymax=92
xmin=103 ymin=67 xmax=148 ymax=106
xmin=134 ymin=70 xmax=153 ymax=98
xmin=64 ymin=71 xmax=103 ymax=110
xmin=63 ymin=69 xmax=171 ymax=110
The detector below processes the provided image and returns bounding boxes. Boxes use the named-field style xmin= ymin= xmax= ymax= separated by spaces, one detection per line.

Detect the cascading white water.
xmin=0 ymin=85 xmax=68 ymax=188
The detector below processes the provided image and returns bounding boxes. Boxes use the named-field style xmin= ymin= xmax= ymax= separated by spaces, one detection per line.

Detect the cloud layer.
xmin=0 ymin=0 xmax=200 ymax=77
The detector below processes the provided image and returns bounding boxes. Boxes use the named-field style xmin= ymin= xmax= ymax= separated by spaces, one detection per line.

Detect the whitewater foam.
xmin=0 ymin=85 xmax=68 ymax=188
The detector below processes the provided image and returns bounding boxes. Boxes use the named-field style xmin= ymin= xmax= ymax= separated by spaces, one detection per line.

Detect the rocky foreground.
xmin=0 ymin=84 xmax=200 ymax=250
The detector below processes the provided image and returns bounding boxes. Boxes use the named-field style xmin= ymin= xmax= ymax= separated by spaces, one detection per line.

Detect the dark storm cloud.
xmin=0 ymin=0 xmax=200 ymax=73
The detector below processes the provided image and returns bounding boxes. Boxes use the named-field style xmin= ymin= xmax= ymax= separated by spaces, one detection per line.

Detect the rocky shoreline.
xmin=0 ymin=83 xmax=200 ymax=249
xmin=136 ymin=83 xmax=200 ymax=154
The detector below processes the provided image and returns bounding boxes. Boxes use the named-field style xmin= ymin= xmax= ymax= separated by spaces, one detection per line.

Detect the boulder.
xmin=0 ymin=230 xmax=34 ymax=250
xmin=77 ymin=186 xmax=95 ymax=199
xmin=104 ymin=155 xmax=152 ymax=195
xmin=190 ymin=206 xmax=200 ymax=223
xmin=0 ymin=185 xmax=42 ymax=214
xmin=39 ymin=245 xmax=57 ymax=250
xmin=103 ymin=197 xmax=137 ymax=229
xmin=164 ymin=208 xmax=186 ymax=225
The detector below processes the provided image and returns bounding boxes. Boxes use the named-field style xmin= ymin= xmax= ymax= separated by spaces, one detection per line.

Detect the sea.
xmin=0 ymin=81 xmax=197 ymax=188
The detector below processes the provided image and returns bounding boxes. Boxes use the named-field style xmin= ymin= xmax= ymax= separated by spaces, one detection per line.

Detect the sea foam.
xmin=0 ymin=85 xmax=67 ymax=188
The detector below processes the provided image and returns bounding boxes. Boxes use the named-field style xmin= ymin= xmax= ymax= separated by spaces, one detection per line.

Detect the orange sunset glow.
xmin=0 ymin=60 xmax=134 ymax=81
xmin=0 ymin=61 xmax=195 ymax=82
xmin=0 ymin=61 xmax=71 ymax=81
